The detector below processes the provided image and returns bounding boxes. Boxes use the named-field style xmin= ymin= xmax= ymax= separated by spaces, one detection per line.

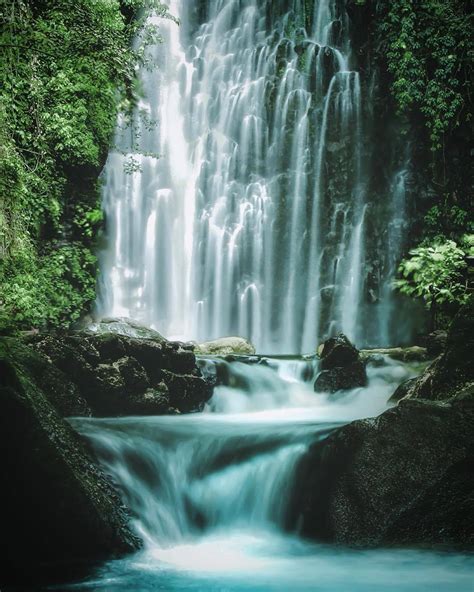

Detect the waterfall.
xmin=98 ymin=0 xmax=409 ymax=353
xmin=70 ymin=356 xmax=410 ymax=547
xmin=73 ymin=414 xmax=333 ymax=545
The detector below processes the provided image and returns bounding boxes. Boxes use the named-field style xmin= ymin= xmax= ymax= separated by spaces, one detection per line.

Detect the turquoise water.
xmin=54 ymin=536 xmax=474 ymax=591
xmin=50 ymin=358 xmax=473 ymax=591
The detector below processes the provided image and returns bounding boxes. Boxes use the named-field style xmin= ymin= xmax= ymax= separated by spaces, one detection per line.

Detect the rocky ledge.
xmin=28 ymin=321 xmax=213 ymax=417
xmin=294 ymin=297 xmax=474 ymax=549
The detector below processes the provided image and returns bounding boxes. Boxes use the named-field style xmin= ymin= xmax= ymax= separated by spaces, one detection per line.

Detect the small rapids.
xmin=57 ymin=357 xmax=474 ymax=591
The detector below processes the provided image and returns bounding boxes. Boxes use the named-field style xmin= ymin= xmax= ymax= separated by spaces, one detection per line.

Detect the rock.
xmin=314 ymin=333 xmax=367 ymax=392
xmin=114 ymin=356 xmax=149 ymax=391
xmin=92 ymin=332 xmax=127 ymax=360
xmin=29 ymin=332 xmax=211 ymax=416
xmin=295 ymin=398 xmax=474 ymax=548
xmin=314 ymin=361 xmax=367 ymax=392
xmin=388 ymin=376 xmax=418 ymax=403
xmin=0 ymin=338 xmax=140 ymax=579
xmin=425 ymin=330 xmax=448 ymax=357
xmin=85 ymin=317 xmax=167 ymax=342
xmin=360 ymin=346 xmax=428 ymax=363
xmin=5 ymin=336 xmax=91 ymax=417
xmin=319 ymin=333 xmax=359 ymax=370
xmin=162 ymin=370 xmax=213 ymax=412
xmin=129 ymin=384 xmax=172 ymax=415
xmin=194 ymin=336 xmax=256 ymax=356
xmin=296 ymin=298 xmax=474 ymax=549
xmin=163 ymin=342 xmax=198 ymax=374
xmin=401 ymin=297 xmax=474 ymax=403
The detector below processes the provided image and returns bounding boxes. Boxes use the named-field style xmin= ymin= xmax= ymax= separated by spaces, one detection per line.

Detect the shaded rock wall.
xmin=0 ymin=338 xmax=141 ymax=582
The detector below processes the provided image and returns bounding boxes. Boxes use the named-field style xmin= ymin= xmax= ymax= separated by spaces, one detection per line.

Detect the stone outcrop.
xmin=424 ymin=330 xmax=448 ymax=357
xmin=314 ymin=333 xmax=367 ymax=392
xmin=194 ymin=336 xmax=256 ymax=356
xmin=296 ymin=298 xmax=474 ymax=549
xmin=295 ymin=397 xmax=474 ymax=548
xmin=360 ymin=346 xmax=428 ymax=363
xmin=30 ymin=330 xmax=212 ymax=416
xmin=85 ymin=317 xmax=167 ymax=341
xmin=0 ymin=338 xmax=140 ymax=580
xmin=393 ymin=297 xmax=473 ymax=403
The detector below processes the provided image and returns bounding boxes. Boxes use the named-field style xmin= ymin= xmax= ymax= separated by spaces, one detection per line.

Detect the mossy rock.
xmin=0 ymin=337 xmax=140 ymax=580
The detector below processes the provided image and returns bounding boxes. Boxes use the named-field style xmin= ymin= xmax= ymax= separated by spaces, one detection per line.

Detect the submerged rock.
xmin=314 ymin=333 xmax=367 ymax=392
xmin=0 ymin=338 xmax=140 ymax=578
xmin=194 ymin=336 xmax=256 ymax=356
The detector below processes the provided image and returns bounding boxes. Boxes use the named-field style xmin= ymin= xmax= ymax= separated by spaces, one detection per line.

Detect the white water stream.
xmin=98 ymin=0 xmax=409 ymax=353
xmin=63 ymin=358 xmax=474 ymax=591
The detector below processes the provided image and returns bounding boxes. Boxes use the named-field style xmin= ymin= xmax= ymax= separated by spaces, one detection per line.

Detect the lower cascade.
xmin=98 ymin=0 xmax=412 ymax=354
xmin=66 ymin=358 xmax=474 ymax=591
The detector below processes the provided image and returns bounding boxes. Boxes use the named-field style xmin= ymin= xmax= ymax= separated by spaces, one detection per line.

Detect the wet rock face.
xmin=194 ymin=336 xmax=256 ymax=356
xmin=0 ymin=338 xmax=140 ymax=578
xmin=397 ymin=297 xmax=474 ymax=403
xmin=424 ymin=330 xmax=448 ymax=357
xmin=30 ymin=331 xmax=213 ymax=417
xmin=295 ymin=399 xmax=474 ymax=548
xmin=314 ymin=333 xmax=367 ymax=392
xmin=297 ymin=298 xmax=474 ymax=549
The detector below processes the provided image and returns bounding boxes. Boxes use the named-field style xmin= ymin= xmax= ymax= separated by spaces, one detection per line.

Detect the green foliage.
xmin=0 ymin=0 xmax=173 ymax=331
xmin=1 ymin=243 xmax=97 ymax=327
xmin=395 ymin=237 xmax=472 ymax=311
xmin=379 ymin=0 xmax=473 ymax=153
xmin=424 ymin=201 xmax=473 ymax=241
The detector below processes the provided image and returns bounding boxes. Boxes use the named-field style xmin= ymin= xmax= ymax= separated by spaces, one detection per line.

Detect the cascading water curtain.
xmin=98 ymin=0 xmax=409 ymax=354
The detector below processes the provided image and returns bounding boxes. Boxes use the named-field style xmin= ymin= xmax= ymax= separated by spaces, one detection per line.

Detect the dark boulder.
xmin=425 ymin=330 xmax=448 ymax=357
xmin=314 ymin=333 xmax=367 ymax=392
xmin=162 ymin=370 xmax=213 ymax=413
xmin=295 ymin=398 xmax=474 ymax=548
xmin=128 ymin=384 xmax=174 ymax=415
xmin=6 ymin=337 xmax=91 ymax=417
xmin=296 ymin=298 xmax=474 ymax=549
xmin=114 ymin=356 xmax=149 ymax=391
xmin=29 ymin=330 xmax=212 ymax=416
xmin=0 ymin=338 xmax=140 ymax=581
xmin=319 ymin=333 xmax=360 ymax=370
xmin=314 ymin=361 xmax=367 ymax=392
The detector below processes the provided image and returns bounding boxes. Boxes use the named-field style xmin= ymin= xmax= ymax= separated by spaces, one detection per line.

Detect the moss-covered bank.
xmin=0 ymin=0 xmax=172 ymax=331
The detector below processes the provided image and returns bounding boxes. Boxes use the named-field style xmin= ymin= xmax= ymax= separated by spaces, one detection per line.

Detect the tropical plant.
xmin=395 ymin=236 xmax=472 ymax=328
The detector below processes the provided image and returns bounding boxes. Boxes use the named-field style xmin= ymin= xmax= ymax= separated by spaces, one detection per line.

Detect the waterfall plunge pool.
xmin=50 ymin=357 xmax=473 ymax=591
